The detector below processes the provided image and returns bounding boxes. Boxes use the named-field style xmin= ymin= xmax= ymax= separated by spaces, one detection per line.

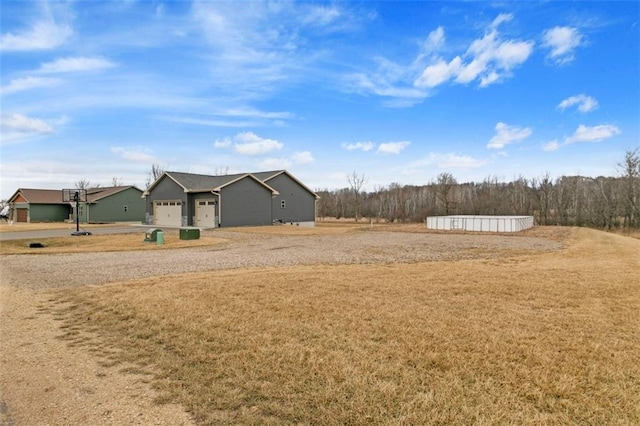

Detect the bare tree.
xmin=75 ymin=179 xmax=91 ymax=190
xmin=214 ymin=166 xmax=230 ymax=175
xmin=432 ymin=172 xmax=457 ymax=215
xmin=146 ymin=163 xmax=165 ymax=188
xmin=111 ymin=177 xmax=124 ymax=187
xmin=619 ymin=149 xmax=640 ymax=228
xmin=347 ymin=172 xmax=367 ymax=221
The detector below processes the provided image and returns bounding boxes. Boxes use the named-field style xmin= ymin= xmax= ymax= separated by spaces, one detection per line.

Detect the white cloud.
xmin=542 ymin=140 xmax=561 ymax=152
xmin=0 ymin=21 xmax=72 ymax=51
xmin=342 ymin=141 xmax=375 ymax=152
xmin=190 ymin=1 xmax=356 ymax=97
xmin=301 ymin=5 xmax=341 ymax=26
xmin=1 ymin=76 xmax=61 ymax=95
xmin=557 ymin=94 xmax=598 ymax=113
xmin=0 ymin=113 xmax=54 ymax=143
xmin=405 ymin=152 xmax=486 ymax=173
xmin=377 ymin=141 xmax=411 ymax=155
xmin=216 ymin=132 xmax=284 ymax=155
xmin=487 ymin=122 xmax=533 ymax=149
xmin=292 ymin=151 xmax=314 ymax=164
xmin=542 ymin=26 xmax=583 ymax=65
xmin=213 ymin=138 xmax=232 ymax=148
xmin=37 ymin=57 xmax=117 ymax=73
xmin=414 ymin=15 xmax=533 ymax=90
xmin=565 ymin=124 xmax=621 ymax=144
xmin=110 ymin=147 xmax=158 ymax=164
xmin=260 ymin=157 xmax=292 ymax=170
xmin=415 ymin=57 xmax=462 ymax=88
xmin=423 ymin=26 xmax=445 ymax=53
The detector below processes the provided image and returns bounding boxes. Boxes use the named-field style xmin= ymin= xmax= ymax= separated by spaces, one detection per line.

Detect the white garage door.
xmin=195 ymin=200 xmax=216 ymax=227
xmin=154 ymin=200 xmax=182 ymax=227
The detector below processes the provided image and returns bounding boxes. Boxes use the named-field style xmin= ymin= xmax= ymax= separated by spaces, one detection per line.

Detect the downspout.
xmin=211 ymin=190 xmax=220 ymax=227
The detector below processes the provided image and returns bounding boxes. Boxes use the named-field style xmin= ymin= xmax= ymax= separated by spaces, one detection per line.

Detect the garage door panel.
xmin=195 ymin=200 xmax=216 ymax=227
xmin=154 ymin=201 xmax=182 ymax=227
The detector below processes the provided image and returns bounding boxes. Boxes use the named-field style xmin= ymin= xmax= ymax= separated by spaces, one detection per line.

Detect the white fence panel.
xmin=425 ymin=215 xmax=534 ymax=233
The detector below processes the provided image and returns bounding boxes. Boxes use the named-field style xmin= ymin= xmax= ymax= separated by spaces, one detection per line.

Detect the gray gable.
xmin=165 ymin=171 xmax=247 ymax=192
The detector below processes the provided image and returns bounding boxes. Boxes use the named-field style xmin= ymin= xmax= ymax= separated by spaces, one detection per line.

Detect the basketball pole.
xmin=74 ymin=191 xmax=80 ymax=233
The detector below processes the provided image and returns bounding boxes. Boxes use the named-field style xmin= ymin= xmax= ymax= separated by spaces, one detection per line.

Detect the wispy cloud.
xmin=36 ymin=57 xmax=117 ymax=73
xmin=190 ymin=1 xmax=357 ymax=98
xmin=542 ymin=140 xmax=561 ymax=152
xmin=557 ymin=94 xmax=598 ymax=112
xmin=542 ymin=26 xmax=583 ymax=65
xmin=415 ymin=14 xmax=534 ymax=90
xmin=1 ymin=76 xmax=61 ymax=95
xmin=487 ymin=122 xmax=533 ymax=149
xmin=292 ymin=151 xmax=314 ymax=164
xmin=1 ymin=113 xmax=54 ymax=143
xmin=342 ymin=141 xmax=375 ymax=152
xmin=110 ymin=146 xmax=159 ymax=164
xmin=405 ymin=152 xmax=486 ymax=174
xmin=377 ymin=141 xmax=410 ymax=155
xmin=0 ymin=20 xmax=72 ymax=51
xmin=565 ymin=124 xmax=621 ymax=144
xmin=214 ymin=132 xmax=284 ymax=155
xmin=166 ymin=117 xmax=260 ymax=128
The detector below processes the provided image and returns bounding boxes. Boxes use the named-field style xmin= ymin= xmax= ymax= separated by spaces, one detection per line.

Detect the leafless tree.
xmin=347 ymin=172 xmax=367 ymax=221
xmin=214 ymin=166 xmax=230 ymax=175
xmin=146 ymin=163 xmax=165 ymax=188
xmin=432 ymin=172 xmax=457 ymax=215
xmin=619 ymin=148 xmax=640 ymax=228
xmin=111 ymin=177 xmax=124 ymax=187
xmin=75 ymin=179 xmax=92 ymax=190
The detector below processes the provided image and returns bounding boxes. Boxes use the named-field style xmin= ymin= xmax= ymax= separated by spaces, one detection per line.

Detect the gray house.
xmin=143 ymin=170 xmax=319 ymax=228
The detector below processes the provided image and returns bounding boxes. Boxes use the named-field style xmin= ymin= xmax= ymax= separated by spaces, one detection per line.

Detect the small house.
xmin=143 ymin=170 xmax=319 ymax=227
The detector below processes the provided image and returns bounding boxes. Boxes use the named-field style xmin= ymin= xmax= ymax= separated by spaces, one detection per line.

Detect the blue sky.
xmin=1 ymin=1 xmax=638 ymax=198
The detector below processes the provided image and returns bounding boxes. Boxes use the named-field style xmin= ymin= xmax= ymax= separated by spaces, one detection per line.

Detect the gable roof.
xmin=8 ymin=186 xmax=143 ymax=205
xmin=86 ymin=186 xmax=142 ymax=202
xmin=8 ymin=188 xmax=65 ymax=204
xmin=252 ymin=170 xmax=320 ymax=199
xmin=144 ymin=170 xmax=317 ymax=199
xmin=144 ymin=171 xmax=279 ymax=196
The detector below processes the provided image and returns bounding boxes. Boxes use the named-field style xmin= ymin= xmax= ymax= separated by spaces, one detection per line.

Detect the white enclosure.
xmin=425 ymin=215 xmax=534 ymax=233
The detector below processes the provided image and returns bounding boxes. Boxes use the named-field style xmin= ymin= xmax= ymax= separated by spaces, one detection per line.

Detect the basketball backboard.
xmin=62 ymin=188 xmax=87 ymax=203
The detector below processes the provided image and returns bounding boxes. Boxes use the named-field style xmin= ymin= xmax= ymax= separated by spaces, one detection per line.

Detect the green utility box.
xmin=179 ymin=228 xmax=200 ymax=240
xmin=144 ymin=228 xmax=162 ymax=242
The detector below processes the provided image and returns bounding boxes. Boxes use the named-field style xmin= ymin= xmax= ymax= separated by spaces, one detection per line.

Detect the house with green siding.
xmin=7 ymin=186 xmax=145 ymax=223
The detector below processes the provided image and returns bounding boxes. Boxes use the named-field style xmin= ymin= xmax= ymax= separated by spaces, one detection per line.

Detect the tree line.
xmin=316 ymin=149 xmax=640 ymax=230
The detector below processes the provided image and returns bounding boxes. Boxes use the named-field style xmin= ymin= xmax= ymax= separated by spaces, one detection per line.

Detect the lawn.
xmin=45 ymin=227 xmax=640 ymax=424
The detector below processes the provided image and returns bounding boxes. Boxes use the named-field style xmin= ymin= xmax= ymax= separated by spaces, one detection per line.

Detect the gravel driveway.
xmin=2 ymin=229 xmax=562 ymax=290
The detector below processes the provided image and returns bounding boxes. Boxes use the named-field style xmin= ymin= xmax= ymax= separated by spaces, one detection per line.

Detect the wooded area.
xmin=316 ymin=149 xmax=640 ymax=229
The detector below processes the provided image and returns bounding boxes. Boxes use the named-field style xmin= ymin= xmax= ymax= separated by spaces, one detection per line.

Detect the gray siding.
xmin=88 ymin=187 xmax=145 ymax=223
xmin=220 ymin=177 xmax=272 ymax=227
xmin=146 ymin=176 xmax=188 ymax=225
xmin=268 ymin=173 xmax=316 ymax=223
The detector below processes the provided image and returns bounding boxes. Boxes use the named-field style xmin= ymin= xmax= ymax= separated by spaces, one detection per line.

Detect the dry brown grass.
xmin=0 ymin=222 xmax=132 ymax=233
xmin=46 ymin=227 xmax=640 ymax=425
xmin=0 ymin=233 xmax=228 ymax=254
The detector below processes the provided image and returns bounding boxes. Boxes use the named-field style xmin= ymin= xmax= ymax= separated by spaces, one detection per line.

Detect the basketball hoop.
xmin=62 ymin=189 xmax=92 ymax=236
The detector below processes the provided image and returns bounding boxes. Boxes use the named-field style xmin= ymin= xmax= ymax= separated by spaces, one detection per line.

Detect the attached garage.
xmin=426 ymin=215 xmax=534 ymax=233
xmin=195 ymin=200 xmax=217 ymax=227
xmin=154 ymin=200 xmax=183 ymax=227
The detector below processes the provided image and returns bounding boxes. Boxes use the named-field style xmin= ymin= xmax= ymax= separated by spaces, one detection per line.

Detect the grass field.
xmin=38 ymin=226 xmax=640 ymax=424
